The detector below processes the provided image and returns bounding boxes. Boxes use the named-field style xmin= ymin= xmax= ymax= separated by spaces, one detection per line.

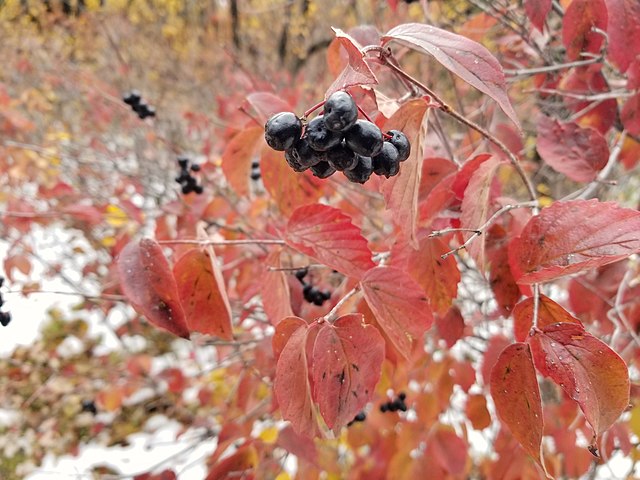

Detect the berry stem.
xmin=304 ymin=100 xmax=326 ymax=118
xmin=356 ymin=104 xmax=374 ymax=123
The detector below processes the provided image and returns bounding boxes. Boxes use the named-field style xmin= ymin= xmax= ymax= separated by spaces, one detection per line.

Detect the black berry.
xmin=288 ymin=137 xmax=326 ymax=168
xmin=250 ymin=171 xmax=261 ymax=181
xmin=194 ymin=185 xmax=204 ymax=195
xmin=178 ymin=157 xmax=189 ymax=169
xmin=372 ymin=142 xmax=400 ymax=178
xmin=305 ymin=116 xmax=343 ymax=152
xmin=354 ymin=411 xmax=366 ymax=422
xmin=387 ymin=130 xmax=411 ymax=162
xmin=190 ymin=164 xmax=201 ymax=172
xmin=0 ymin=311 xmax=11 ymax=327
xmin=81 ymin=399 xmax=98 ymax=415
xmin=327 ymin=142 xmax=358 ymax=171
xmin=265 ymin=112 xmax=302 ymax=151
xmin=285 ymin=149 xmax=310 ymax=172
xmin=295 ymin=268 xmax=308 ymax=282
xmin=323 ymin=91 xmax=358 ymax=132
xmin=123 ymin=90 xmax=141 ymax=106
xmin=398 ymin=392 xmax=406 ymax=401
xmin=344 ymin=120 xmax=383 ymax=157
xmin=380 ymin=403 xmax=389 ymax=413
xmin=310 ymin=161 xmax=336 ymax=179
xmin=343 ymin=155 xmax=373 ymax=184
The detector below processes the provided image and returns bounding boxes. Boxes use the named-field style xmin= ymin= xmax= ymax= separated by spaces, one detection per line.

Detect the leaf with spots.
xmin=527 ymin=323 xmax=630 ymax=437
xmin=117 ymin=238 xmax=188 ymax=339
xmin=274 ymin=320 xmax=322 ymax=437
xmin=513 ymin=294 xmax=583 ymax=342
xmin=509 ymin=200 xmax=640 ymax=284
xmin=285 ymin=204 xmax=375 ymax=279
xmin=173 ymin=247 xmax=233 ymax=340
xmin=489 ymin=343 xmax=546 ymax=472
xmin=360 ymin=266 xmax=433 ymax=360
xmin=311 ymin=314 xmax=384 ymax=431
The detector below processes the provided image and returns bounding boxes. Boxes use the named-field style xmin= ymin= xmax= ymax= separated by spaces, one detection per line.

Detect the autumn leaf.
xmin=536 ymin=116 xmax=609 ymax=182
xmin=244 ymin=92 xmax=292 ymax=124
xmin=261 ymin=250 xmax=294 ymax=326
xmin=380 ymin=98 xmax=430 ymax=247
xmin=513 ymin=295 xmax=583 ymax=342
xmin=117 ymin=239 xmax=189 ymax=339
xmin=528 ymin=323 xmax=630 ymax=436
xmin=490 ymin=343 xmax=546 ymax=471
xmin=360 ymin=266 xmax=433 ymax=360
xmin=509 ymin=200 xmax=640 ymax=284
xmin=173 ymin=247 xmax=233 ymax=339
xmin=382 ymin=23 xmax=521 ymax=129
xmin=524 ymin=0 xmax=552 ymax=31
xmin=221 ymin=126 xmax=264 ymax=197
xmin=562 ymin=0 xmax=607 ymax=61
xmin=326 ymin=28 xmax=378 ymax=96
xmin=311 ymin=314 xmax=384 ymax=431
xmin=285 ymin=204 xmax=375 ymax=279
xmin=605 ymin=0 xmax=640 ymax=72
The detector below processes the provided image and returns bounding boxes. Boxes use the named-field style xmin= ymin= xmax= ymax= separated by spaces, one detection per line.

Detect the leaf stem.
xmin=323 ymin=285 xmax=361 ymax=323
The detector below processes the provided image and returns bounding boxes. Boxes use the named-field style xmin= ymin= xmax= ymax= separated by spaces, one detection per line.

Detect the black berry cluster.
xmin=81 ymin=399 xmax=98 ymax=415
xmin=123 ymin=90 xmax=156 ymax=120
xmin=250 ymin=160 xmax=261 ymax=181
xmin=295 ymin=268 xmax=331 ymax=306
xmin=380 ymin=392 xmax=407 ymax=413
xmin=347 ymin=411 xmax=367 ymax=427
xmin=264 ymin=91 xmax=411 ymax=184
xmin=175 ymin=157 xmax=204 ymax=195
xmin=0 ymin=276 xmax=10 ymax=327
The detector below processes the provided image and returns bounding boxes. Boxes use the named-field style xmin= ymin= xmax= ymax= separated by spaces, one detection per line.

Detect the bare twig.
xmin=158 ymin=239 xmax=285 ymax=247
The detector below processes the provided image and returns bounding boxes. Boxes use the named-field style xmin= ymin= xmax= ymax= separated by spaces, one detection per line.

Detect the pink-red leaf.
xmin=285 ymin=204 xmax=375 ymax=279
xmin=244 ymin=92 xmax=292 ymax=125
xmin=173 ymin=248 xmax=233 ymax=339
xmin=261 ymin=250 xmax=294 ymax=326
xmin=621 ymin=93 xmax=640 ymax=136
xmin=312 ymin=314 xmax=384 ymax=431
xmin=513 ymin=295 xmax=583 ymax=342
xmin=536 ymin=116 xmax=608 ymax=182
xmin=117 ymin=239 xmax=189 ymax=338
xmin=605 ymin=0 xmax=640 ymax=72
xmin=524 ymin=0 xmax=552 ymax=32
xmin=360 ymin=266 xmax=433 ymax=360
xmin=490 ymin=343 xmax=545 ymax=468
xmin=509 ymin=200 xmax=640 ymax=284
xmin=274 ymin=321 xmax=321 ymax=437
xmin=528 ymin=323 xmax=630 ymax=436
xmin=562 ymin=0 xmax=608 ymax=61
xmin=326 ymin=28 xmax=378 ymax=96
xmin=381 ymin=98 xmax=430 ymax=247
xmin=382 ymin=23 xmax=520 ymax=129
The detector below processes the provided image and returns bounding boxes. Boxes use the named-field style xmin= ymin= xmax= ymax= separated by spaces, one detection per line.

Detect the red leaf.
xmin=312 ymin=314 xmax=384 ymax=431
xmin=381 ymin=99 xmax=430 ymax=247
xmin=524 ymin=0 xmax=552 ymax=31
xmin=272 ymin=316 xmax=307 ymax=360
xmin=360 ymin=266 xmax=433 ymax=360
xmin=435 ymin=306 xmax=465 ymax=348
xmin=429 ymin=425 xmax=468 ymax=475
xmin=460 ymin=155 xmax=505 ymax=269
xmin=274 ymin=321 xmax=321 ymax=437
xmin=206 ymin=444 xmax=258 ymax=480
xmin=261 ymin=250 xmax=294 ymax=326
xmin=261 ymin=147 xmax=323 ymax=215
xmin=285 ymin=204 xmax=375 ymax=279
xmin=117 ymin=239 xmax=189 ymax=338
xmin=528 ymin=323 xmax=630 ymax=436
xmin=513 ymin=295 xmax=583 ymax=342
xmin=173 ymin=248 xmax=233 ymax=339
xmin=326 ymin=28 xmax=378 ymax=96
xmin=605 ymin=0 xmax=640 ymax=72
xmin=536 ymin=116 xmax=608 ymax=182
xmin=451 ymin=153 xmax=492 ymax=200
xmin=621 ymin=93 xmax=640 ymax=135
xmin=406 ymin=236 xmax=460 ymax=316
xmin=487 ymin=226 xmax=521 ymax=316
xmin=562 ymin=0 xmax=607 ymax=61
xmin=221 ymin=126 xmax=264 ymax=197
xmin=243 ymin=92 xmax=292 ymax=125
xmin=490 ymin=343 xmax=545 ymax=470
xmin=509 ymin=200 xmax=640 ymax=284
xmin=466 ymin=394 xmax=492 ymax=430
xmin=382 ymin=23 xmax=520 ymax=129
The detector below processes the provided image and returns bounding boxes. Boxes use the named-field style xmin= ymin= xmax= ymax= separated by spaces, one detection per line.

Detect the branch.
xmin=157 ymin=239 xmax=285 ymax=247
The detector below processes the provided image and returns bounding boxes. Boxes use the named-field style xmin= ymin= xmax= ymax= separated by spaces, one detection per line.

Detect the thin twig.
xmin=323 ymin=286 xmax=361 ymax=323
xmin=158 ymin=239 xmax=285 ymax=246
xmin=504 ymin=57 xmax=602 ymax=76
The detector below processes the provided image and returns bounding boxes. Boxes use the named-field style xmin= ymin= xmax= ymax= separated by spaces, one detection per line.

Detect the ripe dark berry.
xmin=398 ymin=392 xmax=406 ymax=401
xmin=327 ymin=142 xmax=358 ymax=171
xmin=265 ymin=112 xmax=302 ymax=151
xmin=310 ymin=161 xmax=336 ymax=179
xmin=190 ymin=164 xmax=201 ymax=172
xmin=344 ymin=120 xmax=383 ymax=157
xmin=250 ymin=171 xmax=261 ymax=181
xmin=343 ymin=155 xmax=373 ymax=184
xmin=178 ymin=157 xmax=189 ymax=169
xmin=0 ymin=311 xmax=11 ymax=327
xmin=285 ymin=149 xmax=309 ymax=172
xmin=372 ymin=142 xmax=400 ymax=178
xmin=323 ymin=91 xmax=358 ymax=132
xmin=138 ymin=104 xmax=156 ymax=119
xmin=354 ymin=411 xmax=366 ymax=422
xmin=123 ymin=90 xmax=141 ymax=106
xmin=182 ymin=184 xmax=194 ymax=195
xmin=305 ymin=116 xmax=343 ymax=151
xmin=320 ymin=290 xmax=331 ymax=301
xmin=251 ymin=160 xmax=260 ymax=169
xmin=380 ymin=403 xmax=389 ymax=413
xmin=81 ymin=399 xmax=98 ymax=415
xmin=388 ymin=401 xmax=399 ymax=412
xmin=194 ymin=185 xmax=204 ymax=194
xmin=387 ymin=130 xmax=411 ymax=162
xmin=0 ymin=276 xmax=4 ymax=287
xmin=303 ymin=284 xmax=314 ymax=303
xmin=288 ymin=137 xmax=326 ymax=168
xmin=295 ymin=268 xmax=308 ymax=282
xmin=398 ymin=401 xmax=408 ymax=412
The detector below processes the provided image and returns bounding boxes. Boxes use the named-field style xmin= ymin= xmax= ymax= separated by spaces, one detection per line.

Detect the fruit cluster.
xmin=347 ymin=411 xmax=367 ymax=427
xmin=250 ymin=160 xmax=261 ymax=181
xmin=380 ymin=392 xmax=407 ymax=413
xmin=264 ymin=91 xmax=410 ymax=184
xmin=175 ymin=157 xmax=204 ymax=195
xmin=0 ymin=276 xmax=11 ymax=327
xmin=295 ymin=268 xmax=331 ymax=306
xmin=123 ymin=90 xmax=156 ymax=120
xmin=81 ymin=399 xmax=98 ymax=415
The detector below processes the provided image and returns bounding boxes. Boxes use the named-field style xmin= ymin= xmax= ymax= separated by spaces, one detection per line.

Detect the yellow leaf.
xmin=275 ymin=473 xmax=291 ymax=480
xmin=105 ymin=204 xmax=128 ymax=228
xmin=630 ymin=405 xmax=640 ymax=438
xmin=259 ymin=426 xmax=279 ymax=444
